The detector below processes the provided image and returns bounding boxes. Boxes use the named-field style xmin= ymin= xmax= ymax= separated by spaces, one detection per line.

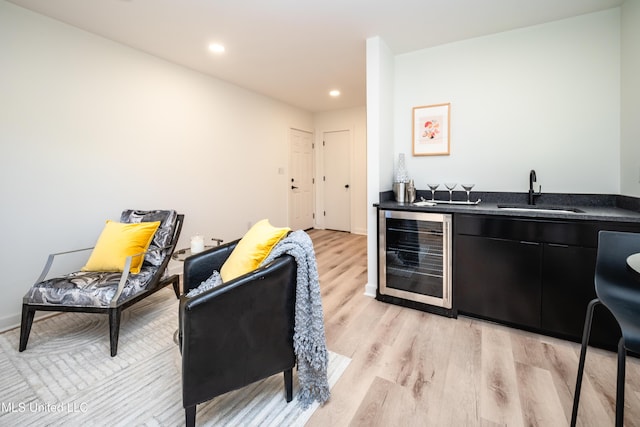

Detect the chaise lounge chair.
xmin=19 ymin=209 xmax=184 ymax=357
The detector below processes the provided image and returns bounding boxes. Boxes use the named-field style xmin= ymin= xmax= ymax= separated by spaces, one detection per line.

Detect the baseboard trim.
xmin=0 ymin=311 xmax=57 ymax=334
xmin=364 ymin=282 xmax=376 ymax=298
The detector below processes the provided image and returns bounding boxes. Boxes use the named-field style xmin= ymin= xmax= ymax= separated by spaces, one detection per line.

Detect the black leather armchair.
xmin=180 ymin=239 xmax=297 ymax=427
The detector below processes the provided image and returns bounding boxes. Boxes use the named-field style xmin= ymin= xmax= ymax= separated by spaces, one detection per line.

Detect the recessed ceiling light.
xmin=329 ymin=90 xmax=340 ymax=97
xmin=208 ymin=43 xmax=225 ymax=54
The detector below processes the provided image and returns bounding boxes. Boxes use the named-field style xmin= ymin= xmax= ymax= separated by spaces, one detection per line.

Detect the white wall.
xmin=621 ymin=0 xmax=640 ymax=197
xmin=393 ymin=9 xmax=621 ymax=194
xmin=0 ymin=1 xmax=313 ymax=329
xmin=365 ymin=36 xmax=395 ymax=297
xmin=313 ymin=107 xmax=367 ymax=235
xmin=366 ymin=8 xmax=625 ymax=295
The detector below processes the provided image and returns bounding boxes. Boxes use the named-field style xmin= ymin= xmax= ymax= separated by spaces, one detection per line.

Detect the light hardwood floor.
xmin=305 ymin=229 xmax=640 ymax=427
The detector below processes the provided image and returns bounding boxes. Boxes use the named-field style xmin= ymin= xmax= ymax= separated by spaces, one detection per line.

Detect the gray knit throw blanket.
xmin=260 ymin=230 xmax=330 ymax=409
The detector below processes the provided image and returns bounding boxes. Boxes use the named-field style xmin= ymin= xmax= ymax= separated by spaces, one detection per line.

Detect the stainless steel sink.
xmin=497 ymin=204 xmax=584 ymax=214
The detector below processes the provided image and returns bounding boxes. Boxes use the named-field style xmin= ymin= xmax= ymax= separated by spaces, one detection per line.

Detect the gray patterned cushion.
xmin=25 ymin=266 xmax=157 ymax=308
xmin=25 ymin=209 xmax=177 ymax=308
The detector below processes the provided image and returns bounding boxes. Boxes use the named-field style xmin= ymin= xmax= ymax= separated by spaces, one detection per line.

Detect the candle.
xmin=190 ymin=235 xmax=205 ymax=254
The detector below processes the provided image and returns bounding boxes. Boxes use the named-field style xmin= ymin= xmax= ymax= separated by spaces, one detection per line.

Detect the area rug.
xmin=0 ymin=289 xmax=350 ymax=426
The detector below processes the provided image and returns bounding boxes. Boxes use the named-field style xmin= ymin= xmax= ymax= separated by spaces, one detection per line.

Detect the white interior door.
xmin=288 ymin=128 xmax=314 ymax=230
xmin=323 ymin=130 xmax=350 ymax=232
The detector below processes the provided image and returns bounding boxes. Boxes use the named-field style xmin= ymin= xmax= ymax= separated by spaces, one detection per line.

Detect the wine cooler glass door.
xmin=379 ymin=210 xmax=452 ymax=309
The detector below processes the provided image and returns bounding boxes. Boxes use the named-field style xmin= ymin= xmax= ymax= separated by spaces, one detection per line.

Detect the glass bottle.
xmin=395 ymin=153 xmax=409 ymax=183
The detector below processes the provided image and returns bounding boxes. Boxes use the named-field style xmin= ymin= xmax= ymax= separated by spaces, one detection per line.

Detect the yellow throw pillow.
xmin=81 ymin=220 xmax=161 ymax=274
xmin=220 ymin=219 xmax=290 ymax=282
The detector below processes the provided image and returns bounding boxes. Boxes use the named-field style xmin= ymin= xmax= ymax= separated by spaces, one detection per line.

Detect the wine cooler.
xmin=378 ymin=209 xmax=453 ymax=311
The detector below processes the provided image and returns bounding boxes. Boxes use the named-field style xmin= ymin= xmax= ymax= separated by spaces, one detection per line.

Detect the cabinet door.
xmin=541 ymin=243 xmax=621 ymax=349
xmin=455 ymin=235 xmax=541 ymax=328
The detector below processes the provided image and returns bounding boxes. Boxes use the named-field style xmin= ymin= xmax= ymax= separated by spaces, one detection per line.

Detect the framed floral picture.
xmin=412 ymin=103 xmax=450 ymax=156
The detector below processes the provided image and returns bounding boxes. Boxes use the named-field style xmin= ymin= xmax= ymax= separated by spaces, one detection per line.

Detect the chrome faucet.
xmin=529 ymin=169 xmax=541 ymax=205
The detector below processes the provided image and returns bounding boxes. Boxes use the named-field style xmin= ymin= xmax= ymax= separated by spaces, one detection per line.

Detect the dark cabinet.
xmin=540 ymin=244 xmax=596 ymax=337
xmin=454 ymin=214 xmax=638 ymax=351
xmin=456 ymin=235 xmax=541 ymax=328
xmin=541 ymin=243 xmax=620 ymax=347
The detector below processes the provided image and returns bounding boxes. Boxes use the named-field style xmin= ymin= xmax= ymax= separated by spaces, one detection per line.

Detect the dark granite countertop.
xmin=376 ymin=191 xmax=640 ymax=224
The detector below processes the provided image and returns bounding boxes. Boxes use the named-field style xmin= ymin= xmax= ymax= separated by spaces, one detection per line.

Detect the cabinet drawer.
xmin=454 ymin=214 xmax=601 ymax=247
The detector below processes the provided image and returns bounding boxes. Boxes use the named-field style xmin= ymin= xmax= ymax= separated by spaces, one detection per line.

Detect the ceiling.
xmin=8 ymin=0 xmax=624 ymax=112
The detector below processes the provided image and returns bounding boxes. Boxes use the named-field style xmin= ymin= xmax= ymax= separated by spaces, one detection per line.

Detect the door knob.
xmin=291 ymin=185 xmax=299 ymax=190
xmin=345 ymin=184 xmax=350 ymax=189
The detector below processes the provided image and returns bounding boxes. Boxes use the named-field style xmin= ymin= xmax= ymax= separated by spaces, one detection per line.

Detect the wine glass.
xmin=427 ymin=183 xmax=440 ymax=201
xmin=444 ymin=183 xmax=457 ymax=202
xmin=461 ymin=183 xmax=475 ymax=203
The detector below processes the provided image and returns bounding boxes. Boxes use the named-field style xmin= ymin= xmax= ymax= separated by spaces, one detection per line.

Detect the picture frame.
xmin=412 ymin=103 xmax=450 ymax=156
